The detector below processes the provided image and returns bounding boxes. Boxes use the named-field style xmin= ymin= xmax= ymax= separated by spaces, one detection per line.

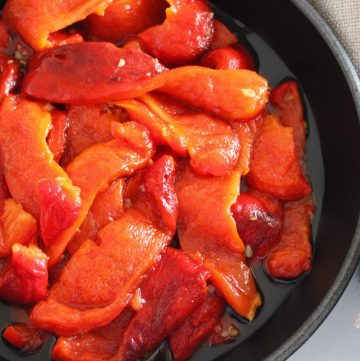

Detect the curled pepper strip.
xmin=2 ymin=0 xmax=112 ymax=50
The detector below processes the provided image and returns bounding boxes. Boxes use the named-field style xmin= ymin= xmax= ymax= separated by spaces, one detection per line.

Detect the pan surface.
xmin=0 ymin=1 xmax=359 ymax=361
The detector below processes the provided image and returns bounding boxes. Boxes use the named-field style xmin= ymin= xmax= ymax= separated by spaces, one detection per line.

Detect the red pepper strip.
xmin=44 ymin=121 xmax=154 ymax=268
xmin=139 ymin=0 xmax=214 ymax=66
xmin=2 ymin=323 xmax=49 ymax=352
xmin=144 ymin=155 xmax=178 ymax=234
xmin=246 ymin=115 xmax=311 ymax=200
xmin=61 ymin=105 xmax=121 ymax=166
xmin=142 ymin=93 xmax=241 ymax=176
xmin=115 ymin=248 xmax=209 ymax=361
xmin=31 ymin=207 xmax=171 ymax=336
xmin=210 ymin=20 xmax=238 ymax=50
xmin=84 ymin=0 xmax=167 ymax=43
xmin=47 ymin=109 xmax=69 ymax=163
xmin=0 ymin=21 xmax=10 ymax=49
xmin=38 ymin=178 xmax=81 ymax=247
xmin=52 ymin=310 xmax=134 ymax=361
xmin=266 ymin=198 xmax=314 ymax=279
xmin=118 ymin=92 xmax=241 ymax=176
xmin=0 ymin=96 xmax=77 ymax=217
xmin=116 ymin=99 xmax=188 ymax=156
xmin=22 ymin=43 xmax=268 ymax=120
xmin=169 ymin=291 xmax=226 ymax=361
xmin=176 ymin=164 xmax=261 ymax=320
xmin=230 ymin=119 xmax=257 ymax=176
xmin=22 ymin=43 xmax=166 ymax=104
xmin=67 ymin=178 xmax=125 ymax=255
xmin=231 ymin=193 xmax=283 ymax=259
xmin=270 ymin=81 xmax=306 ymax=161
xmin=0 ymin=244 xmax=48 ymax=304
xmin=0 ymin=198 xmax=37 ymax=257
xmin=2 ymin=0 xmax=112 ymax=50
xmin=201 ymin=44 xmax=255 ymax=71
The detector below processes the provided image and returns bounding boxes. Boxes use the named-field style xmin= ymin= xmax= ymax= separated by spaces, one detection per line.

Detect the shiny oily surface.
xmin=0 ymin=3 xmax=326 ymax=361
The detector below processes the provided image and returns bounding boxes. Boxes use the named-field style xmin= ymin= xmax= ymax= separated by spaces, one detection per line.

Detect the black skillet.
xmin=0 ymin=0 xmax=360 ymax=360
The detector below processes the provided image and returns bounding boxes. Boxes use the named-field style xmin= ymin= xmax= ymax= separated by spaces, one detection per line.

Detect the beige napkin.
xmin=309 ymin=0 xmax=360 ymax=74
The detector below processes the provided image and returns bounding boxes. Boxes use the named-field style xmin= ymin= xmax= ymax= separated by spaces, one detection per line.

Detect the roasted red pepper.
xmin=0 ymin=244 xmax=48 ymax=304
xmin=2 ymin=0 xmax=112 ymax=50
xmin=0 ymin=57 xmax=21 ymax=100
xmin=45 ymin=121 xmax=154 ymax=267
xmin=47 ymin=109 xmax=69 ymax=162
xmin=266 ymin=198 xmax=314 ymax=279
xmin=169 ymin=290 xmax=226 ymax=361
xmin=0 ymin=96 xmax=77 ymax=217
xmin=119 ymin=92 xmax=241 ymax=176
xmin=2 ymin=323 xmax=49 ymax=352
xmin=210 ymin=20 xmax=237 ymax=50
xmin=0 ymin=198 xmax=37 ymax=257
xmin=52 ymin=310 xmax=134 ymax=361
xmin=67 ymin=178 xmax=125 ymax=255
xmin=139 ymin=0 xmax=214 ymax=66
xmin=85 ymin=0 xmax=167 ymax=43
xmin=270 ymin=80 xmax=306 ymax=161
xmin=246 ymin=115 xmax=311 ymax=200
xmin=61 ymin=105 xmax=121 ymax=166
xmin=115 ymin=248 xmax=209 ymax=361
xmin=176 ymin=164 xmax=261 ymax=320
xmin=201 ymin=44 xmax=255 ymax=70
xmin=232 ymin=193 xmax=283 ymax=258
xmin=22 ymin=43 xmax=268 ymax=120
xmin=144 ymin=155 xmax=178 ymax=234
xmin=38 ymin=178 xmax=81 ymax=246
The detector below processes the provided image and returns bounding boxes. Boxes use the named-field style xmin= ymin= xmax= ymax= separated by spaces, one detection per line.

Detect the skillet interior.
xmin=0 ymin=1 xmax=359 ymax=361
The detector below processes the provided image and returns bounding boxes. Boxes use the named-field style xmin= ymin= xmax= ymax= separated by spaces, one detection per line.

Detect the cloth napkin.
xmin=308 ymin=0 xmax=360 ymax=74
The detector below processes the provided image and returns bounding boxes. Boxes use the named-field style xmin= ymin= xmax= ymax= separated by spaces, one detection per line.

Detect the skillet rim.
xmin=265 ymin=1 xmax=360 ymax=360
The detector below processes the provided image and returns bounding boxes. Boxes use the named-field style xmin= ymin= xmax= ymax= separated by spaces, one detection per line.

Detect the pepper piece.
xmin=115 ymin=248 xmax=209 ymax=361
xmin=2 ymin=0 xmax=112 ymax=50
xmin=169 ymin=291 xmax=226 ymax=361
xmin=144 ymin=155 xmax=178 ymax=234
xmin=0 ymin=56 xmax=21 ymax=101
xmin=2 ymin=323 xmax=49 ymax=352
xmin=85 ymin=0 xmax=167 ymax=43
xmin=270 ymin=81 xmax=306 ymax=161
xmin=0 ymin=96 xmax=76 ymax=217
xmin=67 ymin=178 xmax=125 ymax=255
xmin=0 ymin=198 xmax=37 ymax=257
xmin=44 ymin=121 xmax=154 ymax=268
xmin=231 ymin=193 xmax=283 ymax=259
xmin=23 ymin=43 xmax=166 ymax=104
xmin=47 ymin=109 xmax=69 ymax=163
xmin=0 ymin=244 xmax=48 ymax=304
xmin=61 ymin=105 xmax=120 ymax=166
xmin=52 ymin=310 xmax=134 ymax=361
xmin=266 ymin=198 xmax=314 ymax=279
xmin=176 ymin=164 xmax=261 ymax=319
xmin=210 ymin=20 xmax=237 ymax=50
xmin=246 ymin=115 xmax=311 ymax=200
xmin=201 ymin=44 xmax=255 ymax=71
xmin=139 ymin=0 xmax=214 ymax=66
xmin=22 ymin=44 xmax=268 ymax=120
xmin=31 ymin=207 xmax=171 ymax=336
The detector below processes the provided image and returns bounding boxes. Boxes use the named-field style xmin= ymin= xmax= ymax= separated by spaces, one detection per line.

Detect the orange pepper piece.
xmin=31 ymin=207 xmax=171 ymax=336
xmin=0 ymin=198 xmax=37 ymax=257
xmin=0 ymin=96 xmax=76 ymax=217
xmin=2 ymin=0 xmax=112 ymax=50
xmin=44 ymin=121 xmax=154 ymax=267
xmin=176 ymin=163 xmax=261 ymax=320
xmin=266 ymin=198 xmax=314 ymax=279
xmin=246 ymin=115 xmax=311 ymax=200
